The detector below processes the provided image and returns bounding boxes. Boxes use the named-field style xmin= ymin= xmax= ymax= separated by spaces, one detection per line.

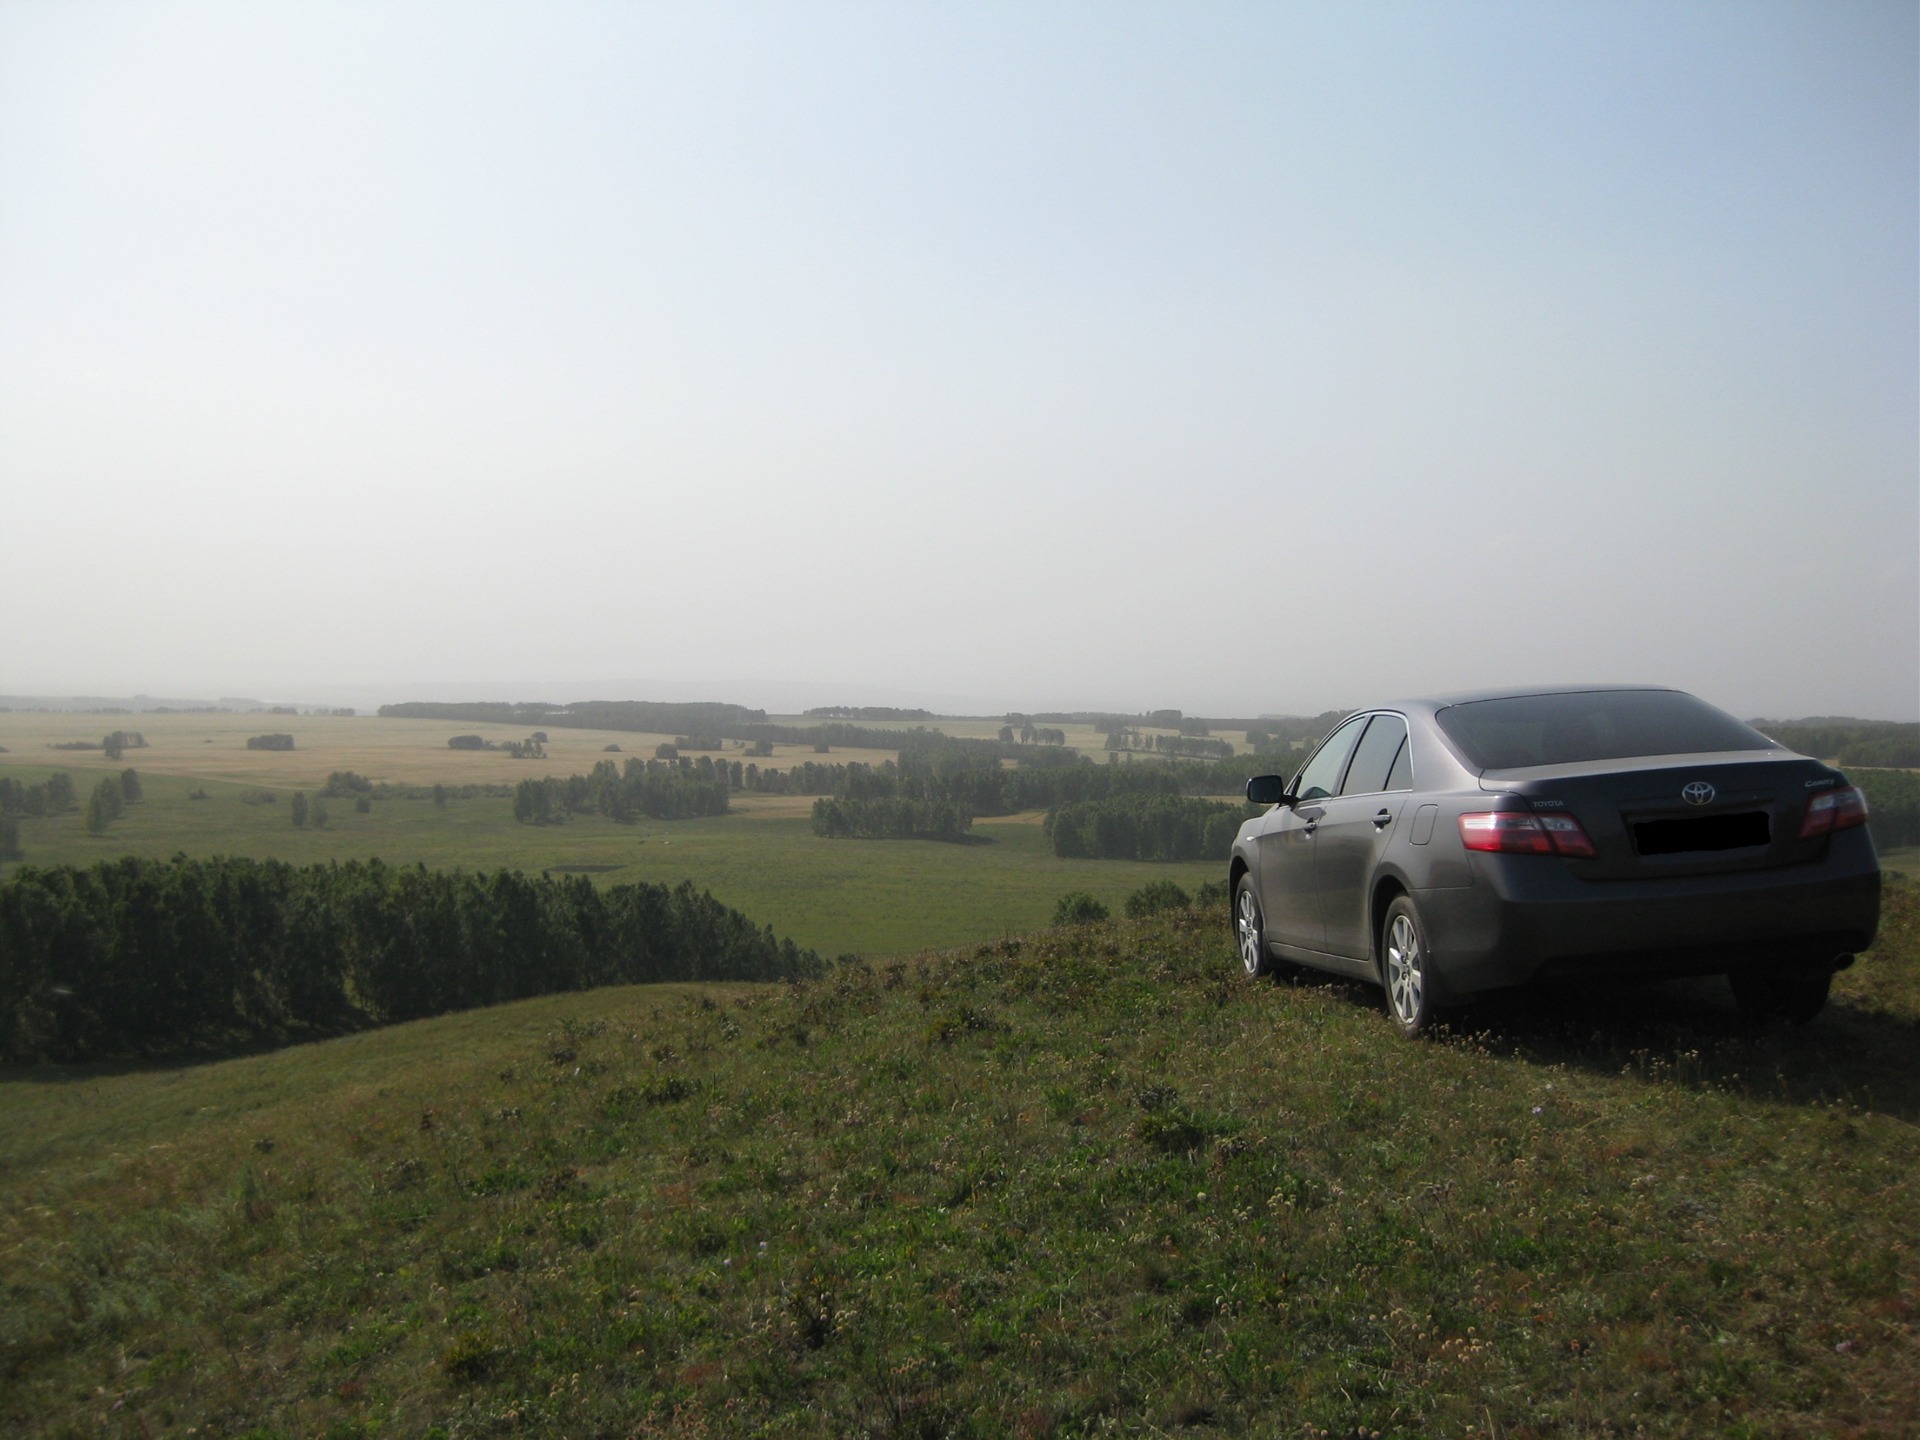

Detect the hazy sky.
xmin=2 ymin=2 xmax=1914 ymax=720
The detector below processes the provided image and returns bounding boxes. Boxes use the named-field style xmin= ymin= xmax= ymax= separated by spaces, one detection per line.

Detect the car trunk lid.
xmin=1477 ymin=751 xmax=1841 ymax=880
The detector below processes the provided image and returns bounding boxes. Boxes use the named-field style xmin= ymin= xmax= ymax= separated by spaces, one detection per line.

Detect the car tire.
xmin=1728 ymin=963 xmax=1833 ymax=1025
xmin=1234 ymin=878 xmax=1269 ymax=980
xmin=1380 ymin=895 xmax=1433 ymax=1038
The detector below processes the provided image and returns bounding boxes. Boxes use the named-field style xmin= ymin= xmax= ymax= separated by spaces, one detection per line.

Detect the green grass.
xmin=0 ymin=765 xmax=1221 ymax=957
xmin=3 ymin=883 xmax=1916 ymax=1437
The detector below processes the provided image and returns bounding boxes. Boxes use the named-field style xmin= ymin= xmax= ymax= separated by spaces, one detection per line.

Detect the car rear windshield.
xmin=1434 ymin=691 xmax=1778 ymax=771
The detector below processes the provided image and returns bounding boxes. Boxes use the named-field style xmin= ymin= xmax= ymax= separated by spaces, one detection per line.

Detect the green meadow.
xmin=0 ymin=710 xmax=1255 ymax=960
xmin=5 ymin=709 xmax=1916 ymax=1435
xmin=2 ymin=887 xmax=1915 ymax=1437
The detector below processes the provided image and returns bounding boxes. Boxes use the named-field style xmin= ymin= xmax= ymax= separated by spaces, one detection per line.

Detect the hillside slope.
xmin=2 ymin=886 xmax=1916 ymax=1437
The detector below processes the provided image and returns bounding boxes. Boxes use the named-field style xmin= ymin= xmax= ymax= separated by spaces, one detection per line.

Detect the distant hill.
xmin=379 ymin=699 xmax=769 ymax=735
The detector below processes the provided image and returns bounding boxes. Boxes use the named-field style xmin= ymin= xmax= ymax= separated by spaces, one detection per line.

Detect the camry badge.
xmin=1682 ymin=781 xmax=1715 ymax=806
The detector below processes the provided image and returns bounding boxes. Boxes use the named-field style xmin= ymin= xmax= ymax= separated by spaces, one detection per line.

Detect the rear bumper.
xmin=1414 ymin=828 xmax=1882 ymax=998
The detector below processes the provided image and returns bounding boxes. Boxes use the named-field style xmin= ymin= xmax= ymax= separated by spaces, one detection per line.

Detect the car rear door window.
xmin=1384 ymin=733 xmax=1413 ymax=792
xmin=1340 ymin=714 xmax=1410 ymax=796
xmin=1293 ymin=717 xmax=1368 ymax=801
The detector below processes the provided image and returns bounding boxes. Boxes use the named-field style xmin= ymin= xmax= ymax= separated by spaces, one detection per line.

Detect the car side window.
xmin=1384 ymin=733 xmax=1413 ymax=792
xmin=1293 ymin=717 xmax=1367 ymax=801
xmin=1340 ymin=714 xmax=1410 ymax=796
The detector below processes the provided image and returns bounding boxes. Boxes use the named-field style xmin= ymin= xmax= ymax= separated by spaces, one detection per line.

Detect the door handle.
xmin=1373 ymin=808 xmax=1392 ymax=829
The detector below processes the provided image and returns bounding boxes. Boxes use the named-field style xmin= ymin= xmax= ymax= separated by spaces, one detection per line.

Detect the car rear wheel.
xmin=1235 ymin=879 xmax=1268 ymax=980
xmin=1729 ymin=963 xmax=1833 ymax=1024
xmin=1381 ymin=896 xmax=1432 ymax=1038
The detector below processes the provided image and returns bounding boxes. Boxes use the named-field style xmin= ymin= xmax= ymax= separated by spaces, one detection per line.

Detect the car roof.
xmin=1366 ymin=684 xmax=1680 ymax=720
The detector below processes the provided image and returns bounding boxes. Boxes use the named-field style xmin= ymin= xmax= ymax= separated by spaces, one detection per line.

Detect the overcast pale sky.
xmin=1 ymin=1 xmax=1914 ymax=719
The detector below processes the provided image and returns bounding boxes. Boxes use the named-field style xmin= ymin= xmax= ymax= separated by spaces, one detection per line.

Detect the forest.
xmin=0 ymin=856 xmax=820 ymax=1063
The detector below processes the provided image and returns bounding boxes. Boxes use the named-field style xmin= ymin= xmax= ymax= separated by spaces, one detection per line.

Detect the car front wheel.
xmin=1381 ymin=895 xmax=1433 ymax=1038
xmin=1235 ymin=879 xmax=1268 ymax=980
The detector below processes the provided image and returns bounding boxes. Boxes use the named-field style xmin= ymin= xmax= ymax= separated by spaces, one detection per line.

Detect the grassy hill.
xmin=3 ymin=885 xmax=1916 ymax=1437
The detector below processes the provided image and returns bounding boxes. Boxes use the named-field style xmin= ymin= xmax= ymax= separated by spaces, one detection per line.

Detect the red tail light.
xmin=1459 ymin=810 xmax=1596 ymax=858
xmin=1799 ymin=786 xmax=1869 ymax=840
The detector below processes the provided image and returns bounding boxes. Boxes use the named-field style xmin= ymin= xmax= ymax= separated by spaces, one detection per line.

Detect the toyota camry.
xmin=1228 ymin=686 xmax=1881 ymax=1035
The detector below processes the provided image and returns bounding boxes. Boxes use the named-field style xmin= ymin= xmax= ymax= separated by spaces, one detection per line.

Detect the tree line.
xmin=85 ymin=769 xmax=143 ymax=834
xmin=1045 ymin=795 xmax=1251 ymax=862
xmin=811 ymin=796 xmax=973 ymax=841
xmin=804 ymin=706 xmax=934 ymax=721
xmin=48 ymin=731 xmax=150 ymax=758
xmin=743 ymin=750 xmax=1305 ymax=813
xmin=513 ymin=757 xmax=731 ymax=825
xmin=1 ymin=773 xmax=79 ymax=862
xmin=1755 ymin=719 xmax=1920 ymax=770
xmin=999 ymin=724 xmax=1068 ymax=745
xmin=0 ymin=772 xmax=78 ymax=818
xmin=1104 ymin=730 xmax=1235 ymax=759
xmin=376 ymin=698 xmax=1023 ymax=760
xmin=0 ymin=856 xmax=822 ymax=1063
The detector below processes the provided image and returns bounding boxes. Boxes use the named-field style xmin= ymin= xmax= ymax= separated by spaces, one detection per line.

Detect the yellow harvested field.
xmin=0 ymin=711 xmax=900 ymax=790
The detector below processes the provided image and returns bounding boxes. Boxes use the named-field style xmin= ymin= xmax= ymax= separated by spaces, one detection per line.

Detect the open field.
xmin=0 ymin=710 xmax=910 ymax=789
xmin=0 ymin=709 xmax=1261 ymax=788
xmin=2 ymin=885 xmax=1914 ymax=1437
xmin=0 ymin=737 xmax=1221 ymax=963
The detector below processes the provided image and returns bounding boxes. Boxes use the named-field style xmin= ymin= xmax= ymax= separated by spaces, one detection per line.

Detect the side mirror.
xmin=1246 ymin=774 xmax=1290 ymax=806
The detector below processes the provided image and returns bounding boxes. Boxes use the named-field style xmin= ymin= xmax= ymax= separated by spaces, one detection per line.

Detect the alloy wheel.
xmin=1236 ymin=885 xmax=1264 ymax=978
xmin=1386 ymin=911 xmax=1424 ymax=1026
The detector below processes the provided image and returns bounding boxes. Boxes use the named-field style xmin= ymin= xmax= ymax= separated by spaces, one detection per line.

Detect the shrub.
xmin=246 ymin=733 xmax=295 ymax=751
xmin=1125 ymin=880 xmax=1192 ymax=918
xmin=1053 ymin=892 xmax=1110 ymax=926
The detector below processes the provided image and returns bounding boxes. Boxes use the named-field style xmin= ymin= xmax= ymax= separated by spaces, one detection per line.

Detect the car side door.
xmin=1256 ymin=715 xmax=1368 ymax=956
xmin=1314 ymin=714 xmax=1413 ymax=960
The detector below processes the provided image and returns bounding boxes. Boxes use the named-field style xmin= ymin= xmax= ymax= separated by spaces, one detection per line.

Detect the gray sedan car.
xmin=1229 ymin=686 xmax=1881 ymax=1035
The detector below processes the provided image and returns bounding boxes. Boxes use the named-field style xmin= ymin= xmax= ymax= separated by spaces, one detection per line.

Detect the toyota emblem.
xmin=1682 ymin=781 xmax=1715 ymax=806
